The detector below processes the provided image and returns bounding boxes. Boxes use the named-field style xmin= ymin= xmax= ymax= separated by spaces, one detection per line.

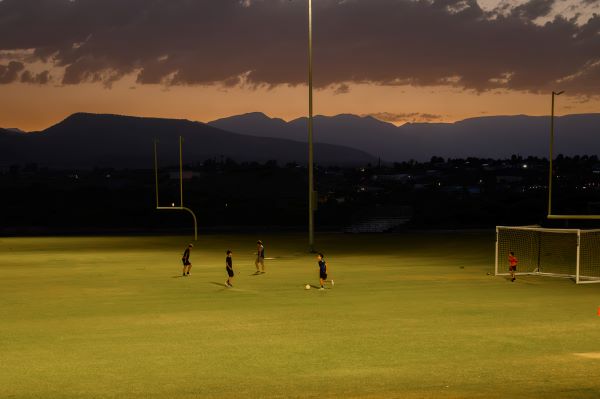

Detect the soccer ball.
xmin=305 ymin=284 xmax=311 ymax=290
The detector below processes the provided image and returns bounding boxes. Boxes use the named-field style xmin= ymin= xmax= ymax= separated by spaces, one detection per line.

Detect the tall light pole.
xmin=307 ymin=0 xmax=315 ymax=252
xmin=548 ymin=90 xmax=564 ymax=215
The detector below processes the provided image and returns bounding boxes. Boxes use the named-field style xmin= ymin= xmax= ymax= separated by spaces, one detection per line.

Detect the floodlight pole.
xmin=307 ymin=0 xmax=315 ymax=252
xmin=548 ymin=90 xmax=564 ymax=216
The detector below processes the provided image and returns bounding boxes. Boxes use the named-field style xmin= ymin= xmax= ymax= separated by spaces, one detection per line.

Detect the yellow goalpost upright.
xmin=153 ymin=136 xmax=198 ymax=241
xmin=547 ymin=90 xmax=600 ymax=220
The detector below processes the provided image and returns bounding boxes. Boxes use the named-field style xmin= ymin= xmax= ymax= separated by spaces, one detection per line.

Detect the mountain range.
xmin=1 ymin=112 xmax=599 ymax=169
xmin=210 ymin=112 xmax=600 ymax=161
xmin=0 ymin=113 xmax=375 ymax=168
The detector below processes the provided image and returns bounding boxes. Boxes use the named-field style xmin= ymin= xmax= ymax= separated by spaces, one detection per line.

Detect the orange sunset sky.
xmin=1 ymin=0 xmax=599 ymax=131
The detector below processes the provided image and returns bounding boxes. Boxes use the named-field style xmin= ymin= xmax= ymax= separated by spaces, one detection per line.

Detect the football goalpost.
xmin=547 ymin=91 xmax=600 ymax=220
xmin=153 ymin=137 xmax=198 ymax=241
xmin=494 ymin=95 xmax=600 ymax=284
xmin=495 ymin=226 xmax=600 ymax=284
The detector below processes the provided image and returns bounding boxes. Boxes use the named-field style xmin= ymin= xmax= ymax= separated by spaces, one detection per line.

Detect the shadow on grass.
xmin=306 ymin=284 xmax=330 ymax=290
xmin=210 ymin=282 xmax=229 ymax=288
xmin=503 ymin=276 xmax=544 ymax=285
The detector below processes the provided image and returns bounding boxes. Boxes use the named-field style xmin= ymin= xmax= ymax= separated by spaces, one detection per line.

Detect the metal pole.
xmin=548 ymin=92 xmax=555 ymax=215
xmin=548 ymin=91 xmax=563 ymax=217
xmin=154 ymin=139 xmax=159 ymax=208
xmin=154 ymin=137 xmax=197 ymax=241
xmin=179 ymin=136 xmax=184 ymax=208
xmin=576 ymin=230 xmax=581 ymax=284
xmin=308 ymin=0 xmax=315 ymax=252
xmin=494 ymin=227 xmax=499 ymax=276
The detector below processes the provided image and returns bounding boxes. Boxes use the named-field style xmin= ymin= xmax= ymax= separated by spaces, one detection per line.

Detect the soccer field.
xmin=1 ymin=232 xmax=599 ymax=399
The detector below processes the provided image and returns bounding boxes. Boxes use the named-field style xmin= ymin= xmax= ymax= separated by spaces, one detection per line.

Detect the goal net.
xmin=495 ymin=226 xmax=600 ymax=284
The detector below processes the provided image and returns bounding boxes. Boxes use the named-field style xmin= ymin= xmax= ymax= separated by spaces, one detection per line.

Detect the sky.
xmin=0 ymin=0 xmax=599 ymax=131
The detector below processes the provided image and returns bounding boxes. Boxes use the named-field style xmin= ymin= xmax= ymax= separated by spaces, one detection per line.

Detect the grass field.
xmin=1 ymin=232 xmax=599 ymax=399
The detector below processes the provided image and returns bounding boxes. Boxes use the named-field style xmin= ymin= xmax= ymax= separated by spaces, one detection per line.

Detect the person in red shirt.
xmin=508 ymin=251 xmax=518 ymax=282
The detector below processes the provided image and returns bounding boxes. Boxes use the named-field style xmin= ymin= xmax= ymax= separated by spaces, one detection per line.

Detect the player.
xmin=317 ymin=252 xmax=334 ymax=290
xmin=508 ymin=251 xmax=518 ymax=282
xmin=255 ymin=240 xmax=265 ymax=274
xmin=226 ymin=250 xmax=234 ymax=287
xmin=182 ymin=243 xmax=193 ymax=276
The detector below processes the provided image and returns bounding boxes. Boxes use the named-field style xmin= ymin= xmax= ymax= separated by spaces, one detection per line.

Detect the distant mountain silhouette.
xmin=0 ymin=113 xmax=377 ymax=168
xmin=1 ymin=128 xmax=25 ymax=134
xmin=210 ymin=113 xmax=600 ymax=161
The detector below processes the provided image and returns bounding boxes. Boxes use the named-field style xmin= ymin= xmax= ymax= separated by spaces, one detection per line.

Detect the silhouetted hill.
xmin=210 ymin=113 xmax=600 ymax=161
xmin=0 ymin=113 xmax=377 ymax=168
xmin=211 ymin=113 xmax=399 ymax=152
xmin=0 ymin=128 xmax=25 ymax=134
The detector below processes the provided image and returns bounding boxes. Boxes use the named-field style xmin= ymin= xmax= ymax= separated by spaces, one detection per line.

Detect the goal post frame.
xmin=576 ymin=230 xmax=581 ymax=284
xmin=548 ymin=214 xmax=600 ymax=220
xmin=495 ymin=225 xmax=600 ymax=284
xmin=494 ymin=227 xmax=499 ymax=276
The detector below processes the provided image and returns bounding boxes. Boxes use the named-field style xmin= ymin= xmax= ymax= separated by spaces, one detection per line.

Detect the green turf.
xmin=1 ymin=232 xmax=599 ymax=399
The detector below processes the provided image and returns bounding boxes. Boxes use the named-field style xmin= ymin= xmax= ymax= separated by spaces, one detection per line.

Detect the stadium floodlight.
xmin=153 ymin=137 xmax=198 ymax=241
xmin=495 ymin=226 xmax=600 ymax=284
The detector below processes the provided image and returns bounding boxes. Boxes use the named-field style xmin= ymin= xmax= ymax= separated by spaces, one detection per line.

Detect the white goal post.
xmin=495 ymin=226 xmax=600 ymax=284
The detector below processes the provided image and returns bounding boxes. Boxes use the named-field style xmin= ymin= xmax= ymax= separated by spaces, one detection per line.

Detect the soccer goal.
xmin=495 ymin=226 xmax=600 ymax=284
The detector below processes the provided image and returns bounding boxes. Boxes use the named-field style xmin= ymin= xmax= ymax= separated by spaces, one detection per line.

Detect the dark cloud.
xmin=333 ymin=83 xmax=350 ymax=95
xmin=20 ymin=69 xmax=51 ymax=84
xmin=420 ymin=113 xmax=444 ymax=121
xmin=0 ymin=60 xmax=50 ymax=84
xmin=511 ymin=0 xmax=556 ymax=20
xmin=367 ymin=112 xmax=444 ymax=123
xmin=0 ymin=0 xmax=598 ymax=95
xmin=0 ymin=61 xmax=25 ymax=84
xmin=0 ymin=60 xmax=24 ymax=83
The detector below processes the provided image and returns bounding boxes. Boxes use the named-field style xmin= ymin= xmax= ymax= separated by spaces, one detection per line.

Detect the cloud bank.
xmin=0 ymin=0 xmax=598 ymax=95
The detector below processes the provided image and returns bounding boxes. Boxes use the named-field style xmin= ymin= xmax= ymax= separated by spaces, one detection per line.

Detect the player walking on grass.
xmin=509 ymin=251 xmax=518 ymax=282
xmin=317 ymin=253 xmax=334 ymax=290
xmin=255 ymin=240 xmax=265 ymax=274
xmin=182 ymin=244 xmax=193 ymax=276
xmin=225 ymin=250 xmax=234 ymax=287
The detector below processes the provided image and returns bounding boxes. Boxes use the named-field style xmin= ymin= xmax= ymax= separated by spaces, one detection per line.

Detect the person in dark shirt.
xmin=182 ymin=244 xmax=193 ymax=276
xmin=255 ymin=240 xmax=265 ymax=274
xmin=226 ymin=250 xmax=234 ymax=287
xmin=317 ymin=252 xmax=334 ymax=290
